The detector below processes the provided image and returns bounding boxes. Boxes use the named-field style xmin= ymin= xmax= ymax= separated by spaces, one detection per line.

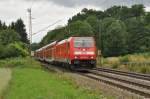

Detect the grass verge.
xmin=0 ymin=57 xmax=41 ymax=69
xmin=2 ymin=57 xmax=106 ymax=99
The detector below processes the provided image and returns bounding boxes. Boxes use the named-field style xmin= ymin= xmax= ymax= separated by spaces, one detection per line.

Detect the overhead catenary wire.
xmin=32 ymin=19 xmax=63 ymax=36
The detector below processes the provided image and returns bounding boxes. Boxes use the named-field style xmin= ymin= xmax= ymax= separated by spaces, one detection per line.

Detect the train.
xmin=34 ymin=37 xmax=97 ymax=69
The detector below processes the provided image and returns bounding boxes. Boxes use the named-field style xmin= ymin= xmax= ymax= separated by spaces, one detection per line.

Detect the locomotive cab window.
xmin=74 ymin=37 xmax=94 ymax=48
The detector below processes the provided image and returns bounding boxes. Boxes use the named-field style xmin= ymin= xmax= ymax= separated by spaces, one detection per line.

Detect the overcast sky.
xmin=0 ymin=0 xmax=150 ymax=43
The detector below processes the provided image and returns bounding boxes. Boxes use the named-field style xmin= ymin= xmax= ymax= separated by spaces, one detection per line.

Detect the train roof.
xmin=35 ymin=41 xmax=57 ymax=52
xmin=44 ymin=41 xmax=57 ymax=48
xmin=57 ymin=39 xmax=69 ymax=45
xmin=35 ymin=36 xmax=95 ymax=52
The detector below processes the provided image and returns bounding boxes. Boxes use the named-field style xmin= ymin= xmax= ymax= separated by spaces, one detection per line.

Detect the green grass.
xmin=1 ymin=57 xmax=105 ymax=99
xmin=4 ymin=68 xmax=104 ymax=99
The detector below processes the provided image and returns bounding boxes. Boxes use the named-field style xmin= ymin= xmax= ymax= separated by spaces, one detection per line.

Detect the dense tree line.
xmin=40 ymin=4 xmax=150 ymax=57
xmin=0 ymin=19 xmax=29 ymax=59
xmin=0 ymin=19 xmax=29 ymax=44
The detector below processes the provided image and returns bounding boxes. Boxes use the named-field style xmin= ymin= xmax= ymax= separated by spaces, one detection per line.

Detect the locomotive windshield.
xmin=74 ymin=37 xmax=94 ymax=48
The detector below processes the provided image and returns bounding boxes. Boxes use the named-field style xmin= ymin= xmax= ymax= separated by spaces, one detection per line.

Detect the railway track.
xmin=41 ymin=62 xmax=150 ymax=98
xmin=95 ymin=67 xmax=150 ymax=81
xmin=80 ymin=67 xmax=150 ymax=98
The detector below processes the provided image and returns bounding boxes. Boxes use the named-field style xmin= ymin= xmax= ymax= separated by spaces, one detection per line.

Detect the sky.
xmin=0 ymin=0 xmax=150 ymax=43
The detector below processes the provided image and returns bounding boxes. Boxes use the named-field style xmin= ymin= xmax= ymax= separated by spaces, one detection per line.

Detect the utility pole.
xmin=27 ymin=8 xmax=32 ymax=56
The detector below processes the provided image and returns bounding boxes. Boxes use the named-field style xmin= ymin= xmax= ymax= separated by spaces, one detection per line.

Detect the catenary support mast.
xmin=27 ymin=8 xmax=32 ymax=56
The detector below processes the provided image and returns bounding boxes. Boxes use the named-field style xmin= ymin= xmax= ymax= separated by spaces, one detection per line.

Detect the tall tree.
xmin=145 ymin=12 xmax=150 ymax=24
xmin=100 ymin=18 xmax=127 ymax=57
xmin=68 ymin=20 xmax=93 ymax=36
xmin=105 ymin=6 xmax=122 ymax=19
xmin=86 ymin=15 xmax=99 ymax=35
xmin=0 ymin=20 xmax=2 ymax=30
xmin=2 ymin=22 xmax=7 ymax=30
xmin=9 ymin=22 xmax=15 ymax=29
xmin=125 ymin=17 xmax=150 ymax=53
xmin=131 ymin=4 xmax=145 ymax=17
xmin=14 ymin=19 xmax=28 ymax=44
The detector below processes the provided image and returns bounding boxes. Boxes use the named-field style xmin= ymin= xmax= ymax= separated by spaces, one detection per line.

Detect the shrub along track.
xmin=41 ymin=62 xmax=150 ymax=98
xmin=80 ymin=67 xmax=150 ymax=98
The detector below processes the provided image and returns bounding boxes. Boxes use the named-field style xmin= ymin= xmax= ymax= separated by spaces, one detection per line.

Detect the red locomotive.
xmin=34 ymin=37 xmax=97 ymax=69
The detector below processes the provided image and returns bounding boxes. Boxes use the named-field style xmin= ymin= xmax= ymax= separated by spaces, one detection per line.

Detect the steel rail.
xmin=87 ymin=70 xmax=150 ymax=90
xmin=94 ymin=67 xmax=150 ymax=81
xmin=81 ymin=73 xmax=150 ymax=98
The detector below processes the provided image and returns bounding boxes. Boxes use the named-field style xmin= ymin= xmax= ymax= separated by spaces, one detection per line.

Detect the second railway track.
xmin=95 ymin=67 xmax=150 ymax=81
xmin=79 ymin=67 xmax=150 ymax=98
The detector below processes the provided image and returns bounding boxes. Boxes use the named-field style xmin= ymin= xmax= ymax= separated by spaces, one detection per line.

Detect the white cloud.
xmin=146 ymin=7 xmax=150 ymax=11
xmin=39 ymin=0 xmax=150 ymax=8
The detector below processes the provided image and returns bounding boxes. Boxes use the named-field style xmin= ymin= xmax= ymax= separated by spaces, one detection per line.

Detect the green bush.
xmin=9 ymin=42 xmax=29 ymax=57
xmin=0 ymin=57 xmax=41 ymax=69
xmin=0 ymin=29 xmax=20 ymax=45
xmin=119 ymin=55 xmax=129 ymax=63
xmin=0 ymin=42 xmax=29 ymax=59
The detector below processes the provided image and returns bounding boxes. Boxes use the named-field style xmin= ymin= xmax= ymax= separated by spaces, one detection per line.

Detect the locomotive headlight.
xmin=75 ymin=56 xmax=78 ymax=59
xmin=74 ymin=51 xmax=82 ymax=55
xmin=91 ymin=56 xmax=94 ymax=59
xmin=86 ymin=52 xmax=94 ymax=55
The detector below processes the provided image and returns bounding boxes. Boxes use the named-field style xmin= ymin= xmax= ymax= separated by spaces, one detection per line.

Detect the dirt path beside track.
xmin=0 ymin=68 xmax=12 ymax=99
